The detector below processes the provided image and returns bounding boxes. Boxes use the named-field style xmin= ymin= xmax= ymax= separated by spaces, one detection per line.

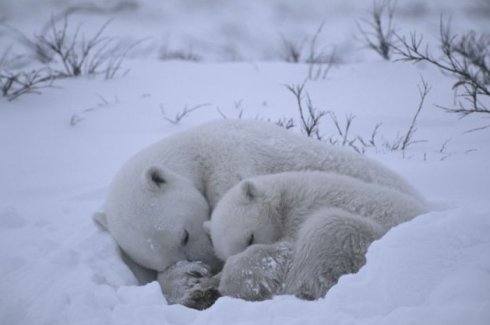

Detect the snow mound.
xmin=1 ymin=204 xmax=489 ymax=325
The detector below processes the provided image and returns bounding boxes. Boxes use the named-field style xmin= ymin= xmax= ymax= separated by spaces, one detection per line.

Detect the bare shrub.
xmin=0 ymin=68 xmax=53 ymax=101
xmin=306 ymin=23 xmax=337 ymax=81
xmin=283 ymin=79 xmax=434 ymax=155
xmin=3 ymin=0 xmax=138 ymax=59
xmin=325 ymin=112 xmax=356 ymax=145
xmin=356 ymin=123 xmax=382 ymax=150
xmin=285 ymin=82 xmax=383 ymax=153
xmin=393 ymin=21 xmax=489 ymax=116
xmin=400 ymin=78 xmax=430 ymax=150
xmin=280 ymin=36 xmax=304 ymax=63
xmin=357 ymin=0 xmax=396 ymax=60
xmin=280 ymin=23 xmax=337 ymax=80
xmin=383 ymin=79 xmax=430 ymax=152
xmin=285 ymin=82 xmax=326 ymax=139
xmin=232 ymin=99 xmax=245 ymax=118
xmin=160 ymin=103 xmax=210 ymax=124
xmin=216 ymin=100 xmax=246 ymax=119
xmin=307 ymin=49 xmax=337 ymax=81
xmin=0 ymin=46 xmax=54 ymax=101
xmin=322 ymin=113 xmax=384 ymax=154
xmin=35 ymin=17 xmax=136 ymax=79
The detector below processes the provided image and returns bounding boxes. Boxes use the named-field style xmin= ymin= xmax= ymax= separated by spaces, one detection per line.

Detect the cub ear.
xmin=241 ymin=180 xmax=260 ymax=201
xmin=203 ymin=221 xmax=211 ymax=235
xmin=93 ymin=211 xmax=108 ymax=230
xmin=143 ymin=166 xmax=166 ymax=191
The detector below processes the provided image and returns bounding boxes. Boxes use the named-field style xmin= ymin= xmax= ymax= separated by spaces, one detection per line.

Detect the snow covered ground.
xmin=1 ymin=1 xmax=490 ymax=324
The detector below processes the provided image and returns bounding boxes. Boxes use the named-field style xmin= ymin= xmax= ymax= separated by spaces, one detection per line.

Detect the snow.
xmin=1 ymin=1 xmax=490 ymax=324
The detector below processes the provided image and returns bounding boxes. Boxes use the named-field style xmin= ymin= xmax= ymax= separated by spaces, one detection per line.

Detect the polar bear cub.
xmin=205 ymin=171 xmax=427 ymax=300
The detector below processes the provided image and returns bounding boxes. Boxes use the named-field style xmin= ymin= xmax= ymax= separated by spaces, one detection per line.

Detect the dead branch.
xmin=280 ymin=22 xmax=336 ymax=80
xmin=400 ymin=77 xmax=431 ymax=150
xmin=280 ymin=36 xmax=304 ymax=63
xmin=0 ymin=68 xmax=54 ymax=101
xmin=328 ymin=112 xmax=356 ymax=146
xmin=462 ymin=124 xmax=490 ymax=134
xmin=33 ymin=16 xmax=137 ymax=79
xmin=357 ymin=0 xmax=396 ymax=60
xmin=392 ymin=20 xmax=489 ymax=116
xmin=285 ymin=82 xmax=326 ymax=139
xmin=161 ymin=103 xmax=210 ymax=124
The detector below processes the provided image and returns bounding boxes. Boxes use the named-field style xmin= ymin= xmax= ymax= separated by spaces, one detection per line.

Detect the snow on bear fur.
xmin=205 ymin=171 xmax=428 ymax=301
xmin=95 ymin=119 xmax=422 ymax=307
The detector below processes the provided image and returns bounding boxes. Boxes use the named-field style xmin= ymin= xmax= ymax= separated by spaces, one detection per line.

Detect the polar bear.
xmin=95 ymin=119 xmax=422 ymax=307
xmin=205 ymin=171 xmax=427 ymax=301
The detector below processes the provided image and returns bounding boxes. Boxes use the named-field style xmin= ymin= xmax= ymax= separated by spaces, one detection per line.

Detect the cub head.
xmin=99 ymin=165 xmax=221 ymax=272
xmin=204 ymin=180 xmax=282 ymax=261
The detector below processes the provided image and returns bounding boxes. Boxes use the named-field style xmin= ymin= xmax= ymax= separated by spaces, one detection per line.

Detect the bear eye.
xmin=247 ymin=234 xmax=254 ymax=247
xmin=181 ymin=229 xmax=189 ymax=246
xmin=149 ymin=169 xmax=165 ymax=187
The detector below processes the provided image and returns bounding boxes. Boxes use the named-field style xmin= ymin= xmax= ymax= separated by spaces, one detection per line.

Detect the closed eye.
xmin=247 ymin=234 xmax=254 ymax=247
xmin=181 ymin=229 xmax=189 ymax=246
xmin=206 ymin=232 xmax=213 ymax=247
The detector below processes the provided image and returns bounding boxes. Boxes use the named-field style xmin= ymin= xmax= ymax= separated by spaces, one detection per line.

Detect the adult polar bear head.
xmin=96 ymin=164 xmax=219 ymax=272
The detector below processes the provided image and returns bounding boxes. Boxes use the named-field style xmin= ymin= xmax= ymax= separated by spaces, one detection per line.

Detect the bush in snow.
xmin=393 ymin=20 xmax=489 ymax=116
xmin=384 ymin=78 xmax=431 ymax=153
xmin=285 ymin=82 xmax=327 ymax=140
xmin=284 ymin=80 xmax=432 ymax=155
xmin=0 ymin=49 xmax=53 ymax=101
xmin=280 ymin=23 xmax=338 ymax=81
xmin=0 ymin=15 xmax=141 ymax=101
xmin=0 ymin=68 xmax=53 ymax=101
xmin=35 ymin=17 xmax=134 ymax=79
xmin=160 ymin=103 xmax=210 ymax=124
xmin=356 ymin=0 xmax=397 ymax=60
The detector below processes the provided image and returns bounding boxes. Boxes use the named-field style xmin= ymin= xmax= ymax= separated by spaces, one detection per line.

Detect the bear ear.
xmin=93 ymin=211 xmax=108 ymax=230
xmin=143 ymin=166 xmax=166 ymax=191
xmin=241 ymin=180 xmax=260 ymax=201
xmin=203 ymin=221 xmax=211 ymax=235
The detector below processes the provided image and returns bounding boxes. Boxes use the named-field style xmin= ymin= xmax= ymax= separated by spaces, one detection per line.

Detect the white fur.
xmin=208 ymin=171 xmax=427 ymax=300
xmin=98 ymin=119 xmax=422 ymax=301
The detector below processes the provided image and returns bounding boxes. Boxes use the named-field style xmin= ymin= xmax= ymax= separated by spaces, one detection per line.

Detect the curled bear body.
xmin=96 ymin=119 xmax=422 ymax=306
xmin=207 ymin=171 xmax=427 ymax=300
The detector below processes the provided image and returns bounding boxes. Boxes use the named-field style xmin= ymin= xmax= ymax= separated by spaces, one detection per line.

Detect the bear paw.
xmin=157 ymin=261 xmax=220 ymax=309
xmin=218 ymin=242 xmax=293 ymax=301
xmin=181 ymin=277 xmax=221 ymax=310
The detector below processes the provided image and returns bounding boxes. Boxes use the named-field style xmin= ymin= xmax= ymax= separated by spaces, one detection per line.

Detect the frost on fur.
xmin=210 ymin=171 xmax=427 ymax=300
